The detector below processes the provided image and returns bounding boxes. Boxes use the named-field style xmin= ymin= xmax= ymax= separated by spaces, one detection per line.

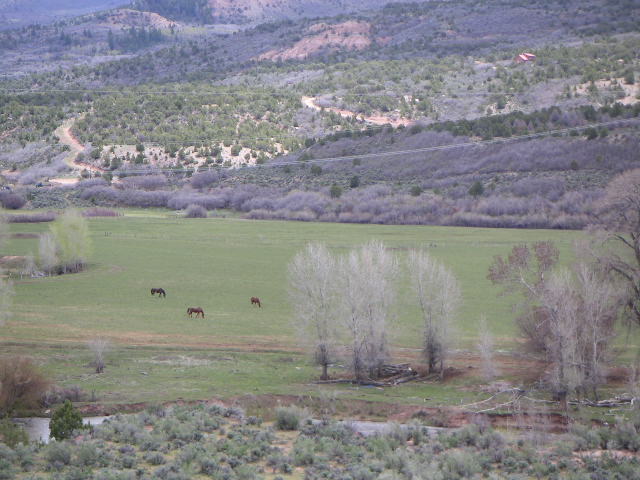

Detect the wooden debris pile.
xmin=314 ymin=363 xmax=419 ymax=387
xmin=570 ymin=394 xmax=637 ymax=408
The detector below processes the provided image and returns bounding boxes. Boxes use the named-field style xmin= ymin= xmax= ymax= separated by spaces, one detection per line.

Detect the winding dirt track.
xmin=301 ymin=96 xmax=413 ymax=128
xmin=53 ymin=117 xmax=105 ymax=177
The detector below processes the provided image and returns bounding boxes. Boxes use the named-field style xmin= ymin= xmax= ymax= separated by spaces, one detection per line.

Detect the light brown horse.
xmin=250 ymin=297 xmax=261 ymax=308
xmin=187 ymin=307 xmax=204 ymax=318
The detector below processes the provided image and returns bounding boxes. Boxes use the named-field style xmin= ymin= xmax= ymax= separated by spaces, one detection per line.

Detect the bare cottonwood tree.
xmin=488 ymin=242 xmax=559 ymax=353
xmin=0 ymin=214 xmax=7 ymax=251
xmin=38 ymin=232 xmax=58 ymax=275
xmin=88 ymin=338 xmax=110 ymax=374
xmin=0 ymin=275 xmax=14 ymax=327
xmin=0 ymin=215 xmax=13 ymax=327
xmin=338 ymin=241 xmax=398 ymax=381
xmin=540 ymin=269 xmax=581 ymax=406
xmin=288 ymin=242 xmax=339 ymax=380
xmin=541 ymin=262 xmax=620 ymax=402
xmin=490 ymin=243 xmax=620 ymax=403
xmin=477 ymin=315 xmax=499 ymax=381
xmin=408 ymin=250 xmax=461 ymax=379
xmin=593 ymin=169 xmax=640 ymax=327
xmin=20 ymin=254 xmax=37 ymax=279
xmin=572 ymin=262 xmax=619 ymax=399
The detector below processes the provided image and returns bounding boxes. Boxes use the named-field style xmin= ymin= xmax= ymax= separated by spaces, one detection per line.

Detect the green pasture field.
xmin=1 ymin=210 xmax=636 ymax=411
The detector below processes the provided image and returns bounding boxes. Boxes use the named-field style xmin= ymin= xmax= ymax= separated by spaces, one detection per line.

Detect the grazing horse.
xmin=151 ymin=288 xmax=166 ymax=298
xmin=250 ymin=297 xmax=261 ymax=308
xmin=187 ymin=307 xmax=204 ymax=318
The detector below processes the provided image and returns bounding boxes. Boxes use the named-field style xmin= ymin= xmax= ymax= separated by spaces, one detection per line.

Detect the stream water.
xmin=13 ymin=416 xmax=110 ymax=443
xmin=12 ymin=416 xmax=448 ymax=443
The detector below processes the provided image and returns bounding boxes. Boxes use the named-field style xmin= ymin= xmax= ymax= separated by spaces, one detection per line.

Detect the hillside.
xmin=131 ymin=0 xmax=426 ymax=23
xmin=0 ymin=0 xmax=639 ymax=230
xmin=3 ymin=0 xmax=640 ymax=462
xmin=0 ymin=0 xmax=123 ymax=30
xmin=2 ymin=0 xmax=637 ymax=80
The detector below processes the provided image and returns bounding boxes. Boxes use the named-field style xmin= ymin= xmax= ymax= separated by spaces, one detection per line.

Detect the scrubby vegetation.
xmin=2 ymin=403 xmax=640 ymax=479
xmin=62 ymin=112 xmax=636 ymax=229
xmin=1 ymin=1 xmax=640 ymax=475
xmin=0 ymin=356 xmax=50 ymax=416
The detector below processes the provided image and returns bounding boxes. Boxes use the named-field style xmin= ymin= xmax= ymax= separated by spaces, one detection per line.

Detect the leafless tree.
xmin=408 ymin=250 xmax=461 ymax=379
xmin=593 ymin=168 xmax=640 ymax=327
xmin=0 ymin=356 xmax=50 ymax=415
xmin=338 ymin=241 xmax=398 ymax=381
xmin=488 ymin=242 xmax=559 ymax=353
xmin=0 ymin=215 xmax=12 ymax=327
xmin=489 ymin=243 xmax=620 ymax=403
xmin=88 ymin=338 xmax=110 ymax=374
xmin=20 ymin=253 xmax=37 ymax=279
xmin=38 ymin=232 xmax=58 ymax=275
xmin=288 ymin=242 xmax=339 ymax=380
xmin=0 ymin=214 xmax=7 ymax=251
xmin=0 ymin=275 xmax=14 ymax=328
xmin=572 ymin=262 xmax=619 ymax=399
xmin=477 ymin=315 xmax=499 ymax=381
xmin=540 ymin=269 xmax=580 ymax=406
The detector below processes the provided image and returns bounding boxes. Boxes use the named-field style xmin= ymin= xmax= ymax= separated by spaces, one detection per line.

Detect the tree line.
xmin=288 ymin=241 xmax=461 ymax=382
xmin=288 ymin=168 xmax=640 ymax=404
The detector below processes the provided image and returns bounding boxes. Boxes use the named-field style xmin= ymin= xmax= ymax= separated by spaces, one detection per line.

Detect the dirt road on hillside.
xmin=53 ymin=117 xmax=105 ymax=182
xmin=301 ymin=96 xmax=413 ymax=128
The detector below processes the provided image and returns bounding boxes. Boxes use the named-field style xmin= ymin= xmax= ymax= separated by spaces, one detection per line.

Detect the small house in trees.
xmin=514 ymin=52 xmax=536 ymax=63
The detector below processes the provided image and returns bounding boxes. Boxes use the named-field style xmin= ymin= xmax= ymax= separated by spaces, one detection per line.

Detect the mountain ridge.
xmin=132 ymin=0 xmax=431 ymax=24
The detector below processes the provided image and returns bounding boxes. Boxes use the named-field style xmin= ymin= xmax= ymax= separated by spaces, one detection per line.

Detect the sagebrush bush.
xmin=0 ymin=445 xmax=16 ymax=463
xmin=12 ymin=443 xmax=36 ymax=471
xmin=275 ymin=406 xmax=307 ymax=431
xmin=184 ymin=204 xmax=207 ymax=218
xmin=199 ymin=458 xmax=220 ymax=476
xmin=93 ymin=469 xmax=136 ymax=480
xmin=0 ymin=420 xmax=28 ymax=448
xmin=45 ymin=442 xmax=72 ymax=468
xmin=440 ymin=450 xmax=482 ymax=479
xmin=143 ymin=452 xmax=165 ymax=466
xmin=0 ymin=459 xmax=17 ymax=480
xmin=120 ymin=456 xmax=137 ymax=469
xmin=612 ymin=421 xmax=640 ymax=451
xmin=74 ymin=443 xmax=98 ymax=467
xmin=292 ymin=438 xmax=316 ymax=466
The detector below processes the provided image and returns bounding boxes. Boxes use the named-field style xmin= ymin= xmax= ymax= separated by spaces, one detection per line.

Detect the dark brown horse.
xmin=250 ymin=297 xmax=261 ymax=308
xmin=151 ymin=288 xmax=166 ymax=298
xmin=187 ymin=307 xmax=204 ymax=318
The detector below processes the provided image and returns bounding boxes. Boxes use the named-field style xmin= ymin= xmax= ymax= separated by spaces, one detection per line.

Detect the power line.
xmin=275 ymin=118 xmax=639 ymax=168
xmin=110 ymin=118 xmax=639 ymax=175
xmin=135 ymin=125 xmax=394 ymax=145
xmin=109 ymin=116 xmax=640 ymax=150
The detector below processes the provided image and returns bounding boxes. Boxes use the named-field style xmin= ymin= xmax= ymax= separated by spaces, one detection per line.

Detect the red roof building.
xmin=515 ymin=52 xmax=536 ymax=63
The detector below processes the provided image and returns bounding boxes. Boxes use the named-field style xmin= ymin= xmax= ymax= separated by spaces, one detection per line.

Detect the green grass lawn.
xmin=2 ymin=211 xmax=635 ymax=409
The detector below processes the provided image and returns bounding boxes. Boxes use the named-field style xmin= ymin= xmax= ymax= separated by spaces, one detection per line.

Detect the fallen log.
xmin=313 ymin=378 xmax=402 ymax=387
xmin=569 ymin=395 xmax=636 ymax=408
xmin=380 ymin=363 xmax=412 ymax=376
xmin=393 ymin=375 xmax=424 ymax=385
xmin=314 ymin=379 xmax=355 ymax=385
